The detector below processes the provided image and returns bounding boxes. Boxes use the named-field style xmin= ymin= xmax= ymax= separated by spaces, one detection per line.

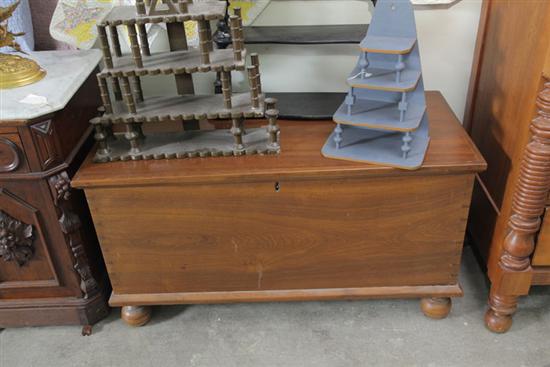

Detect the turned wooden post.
xmin=231 ymin=117 xmax=245 ymax=153
xmin=265 ymin=108 xmax=280 ymax=151
xmin=137 ymin=24 xmax=151 ymax=56
xmin=97 ymin=76 xmax=113 ymax=114
xmin=93 ymin=121 xmax=111 ymax=156
xmin=205 ymin=20 xmax=213 ymax=52
xmin=229 ymin=16 xmax=242 ymax=62
xmin=233 ymin=7 xmax=244 ymax=50
xmin=485 ymin=80 xmax=550 ymax=333
xmin=136 ymin=0 xmax=146 ymax=15
xmin=111 ymin=78 xmax=122 ymax=101
xmin=127 ymin=24 xmax=144 ymax=68
xmin=221 ymin=71 xmax=232 ymax=109
xmin=97 ymin=25 xmax=113 ymax=69
xmin=109 ymin=25 xmax=122 ymax=57
xmin=130 ymin=76 xmax=144 ymax=103
xmin=197 ymin=20 xmax=211 ymax=65
xmin=247 ymin=66 xmax=260 ymax=108
xmin=120 ymin=76 xmax=136 ymax=114
xmin=250 ymin=53 xmax=262 ymax=95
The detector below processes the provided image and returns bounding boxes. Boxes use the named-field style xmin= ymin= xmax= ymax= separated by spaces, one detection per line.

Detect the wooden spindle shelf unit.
xmin=92 ymin=0 xmax=280 ymax=163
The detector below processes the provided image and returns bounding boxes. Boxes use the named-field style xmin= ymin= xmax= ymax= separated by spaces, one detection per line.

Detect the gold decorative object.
xmin=0 ymin=0 xmax=46 ymax=89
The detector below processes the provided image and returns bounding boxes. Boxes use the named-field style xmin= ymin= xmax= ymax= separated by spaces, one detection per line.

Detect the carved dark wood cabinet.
xmin=0 ymin=50 xmax=109 ymax=329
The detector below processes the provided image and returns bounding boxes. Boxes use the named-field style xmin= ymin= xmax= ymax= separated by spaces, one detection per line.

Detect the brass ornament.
xmin=0 ymin=0 xmax=46 ymax=89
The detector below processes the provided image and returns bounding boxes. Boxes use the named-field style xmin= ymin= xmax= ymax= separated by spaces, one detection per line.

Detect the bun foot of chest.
xmin=121 ymin=306 xmax=152 ymax=327
xmin=420 ymin=297 xmax=452 ymax=319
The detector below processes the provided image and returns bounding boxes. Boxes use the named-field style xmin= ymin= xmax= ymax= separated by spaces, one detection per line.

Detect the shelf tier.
xmin=360 ymin=35 xmax=416 ymax=54
xmin=347 ymin=66 xmax=421 ymax=92
xmin=333 ymin=99 xmax=426 ymax=132
xmin=322 ymin=119 xmax=430 ymax=170
xmin=100 ymin=3 xmax=226 ymax=26
xmin=99 ymin=49 xmax=246 ymax=78
xmin=94 ymin=127 xmax=277 ymax=163
xmin=93 ymin=93 xmax=265 ymax=125
xmin=244 ymin=25 xmax=367 ymax=45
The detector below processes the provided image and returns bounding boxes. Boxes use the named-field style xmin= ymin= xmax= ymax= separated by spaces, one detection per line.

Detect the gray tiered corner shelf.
xmin=322 ymin=0 xmax=430 ymax=170
xmin=91 ymin=0 xmax=280 ymax=163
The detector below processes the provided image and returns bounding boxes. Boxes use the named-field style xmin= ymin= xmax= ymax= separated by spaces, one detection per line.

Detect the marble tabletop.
xmin=0 ymin=50 xmax=101 ymax=121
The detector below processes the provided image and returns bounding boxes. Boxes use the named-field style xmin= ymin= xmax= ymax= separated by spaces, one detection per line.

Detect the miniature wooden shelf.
xmin=98 ymin=49 xmax=246 ymax=78
xmin=92 ymin=1 xmax=278 ymax=163
xmin=94 ymin=93 xmax=265 ymax=124
xmin=333 ymin=99 xmax=426 ymax=131
xmin=360 ymin=35 xmax=416 ymax=54
xmin=347 ymin=67 xmax=421 ymax=92
xmin=244 ymin=25 xmax=367 ymax=45
xmin=100 ymin=3 xmax=225 ymax=26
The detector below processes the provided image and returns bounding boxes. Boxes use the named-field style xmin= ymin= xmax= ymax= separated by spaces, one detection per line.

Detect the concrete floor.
xmin=1 ymin=247 xmax=550 ymax=367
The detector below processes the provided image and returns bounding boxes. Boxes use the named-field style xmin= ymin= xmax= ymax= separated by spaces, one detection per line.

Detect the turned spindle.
xmin=345 ymin=88 xmax=356 ymax=115
xmin=250 ymin=53 xmax=262 ymax=95
xmin=399 ymin=92 xmax=408 ymax=122
xmin=111 ymin=78 xmax=122 ymax=101
xmin=137 ymin=24 xmax=151 ymax=56
xmin=395 ymin=54 xmax=405 ymax=83
xmin=125 ymin=123 xmax=143 ymax=154
xmin=109 ymin=25 xmax=122 ymax=57
xmin=231 ymin=117 xmax=245 ymax=152
xmin=127 ymin=25 xmax=143 ymax=68
xmin=131 ymin=76 xmax=144 ymax=103
xmin=334 ymin=124 xmax=343 ymax=149
xmin=265 ymin=97 xmax=277 ymax=111
xmin=93 ymin=122 xmax=111 ymax=156
xmin=401 ymin=132 xmax=412 ymax=159
xmin=485 ymin=80 xmax=550 ymax=333
xmin=221 ymin=71 xmax=232 ymax=109
xmin=197 ymin=20 xmax=211 ymax=65
xmin=120 ymin=76 xmax=137 ymax=114
xmin=97 ymin=76 xmax=113 ymax=114
xmin=233 ymin=8 xmax=244 ymax=51
xmin=229 ymin=16 xmax=242 ymax=62
xmin=265 ymin=109 xmax=280 ymax=150
xmin=205 ymin=20 xmax=213 ymax=52
xmin=247 ymin=66 xmax=260 ymax=108
xmin=97 ymin=25 xmax=113 ymax=69
xmin=136 ymin=0 xmax=146 ymax=15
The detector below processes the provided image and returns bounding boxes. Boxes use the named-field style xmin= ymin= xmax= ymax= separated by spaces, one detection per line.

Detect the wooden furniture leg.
xmin=485 ymin=80 xmax=550 ymax=333
xmin=421 ymin=297 xmax=452 ymax=319
xmin=121 ymin=306 xmax=152 ymax=327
